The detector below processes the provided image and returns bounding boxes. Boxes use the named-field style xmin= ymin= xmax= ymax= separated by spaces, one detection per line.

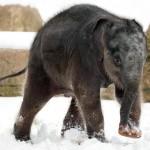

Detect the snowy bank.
xmin=0 ymin=97 xmax=150 ymax=150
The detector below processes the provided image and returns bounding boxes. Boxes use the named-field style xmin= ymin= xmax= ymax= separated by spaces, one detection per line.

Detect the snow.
xmin=0 ymin=32 xmax=36 ymax=49
xmin=0 ymin=96 xmax=150 ymax=150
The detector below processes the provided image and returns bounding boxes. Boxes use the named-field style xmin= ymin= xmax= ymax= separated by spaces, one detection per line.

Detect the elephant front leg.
xmin=74 ymin=85 xmax=106 ymax=142
xmin=119 ymin=98 xmax=142 ymax=138
xmin=115 ymin=86 xmax=142 ymax=138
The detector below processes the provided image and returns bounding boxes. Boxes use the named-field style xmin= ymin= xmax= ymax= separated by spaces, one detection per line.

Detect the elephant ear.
xmin=79 ymin=17 xmax=113 ymax=72
xmin=92 ymin=17 xmax=112 ymax=32
xmin=130 ymin=19 xmax=143 ymax=32
xmin=81 ymin=17 xmax=114 ymax=38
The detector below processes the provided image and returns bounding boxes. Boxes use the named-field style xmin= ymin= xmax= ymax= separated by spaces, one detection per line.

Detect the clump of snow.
xmin=0 ymin=96 xmax=150 ymax=150
xmin=64 ymin=129 xmax=88 ymax=144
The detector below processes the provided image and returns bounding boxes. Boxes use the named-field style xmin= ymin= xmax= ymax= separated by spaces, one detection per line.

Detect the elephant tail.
xmin=0 ymin=67 xmax=27 ymax=82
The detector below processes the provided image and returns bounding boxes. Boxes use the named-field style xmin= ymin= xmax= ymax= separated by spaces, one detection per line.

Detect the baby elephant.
xmin=13 ymin=4 xmax=147 ymax=142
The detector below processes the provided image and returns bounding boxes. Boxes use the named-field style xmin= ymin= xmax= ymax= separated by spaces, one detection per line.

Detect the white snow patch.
xmin=0 ymin=96 xmax=150 ymax=150
xmin=17 ymin=115 xmax=24 ymax=123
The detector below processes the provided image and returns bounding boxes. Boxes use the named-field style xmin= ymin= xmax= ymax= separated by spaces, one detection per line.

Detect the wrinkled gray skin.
xmin=13 ymin=4 xmax=147 ymax=142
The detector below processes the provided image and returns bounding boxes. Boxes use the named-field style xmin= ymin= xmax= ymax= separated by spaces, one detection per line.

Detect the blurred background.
xmin=0 ymin=0 xmax=149 ymax=102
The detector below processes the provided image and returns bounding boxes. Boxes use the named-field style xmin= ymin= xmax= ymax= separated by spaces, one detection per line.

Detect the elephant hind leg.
xmin=13 ymin=68 xmax=58 ymax=141
xmin=61 ymin=97 xmax=85 ymax=136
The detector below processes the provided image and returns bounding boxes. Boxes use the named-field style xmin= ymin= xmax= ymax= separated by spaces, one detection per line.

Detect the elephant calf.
xmin=13 ymin=4 xmax=147 ymax=142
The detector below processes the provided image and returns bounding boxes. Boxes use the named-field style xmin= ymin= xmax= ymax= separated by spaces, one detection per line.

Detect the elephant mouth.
xmin=104 ymin=68 xmax=124 ymax=90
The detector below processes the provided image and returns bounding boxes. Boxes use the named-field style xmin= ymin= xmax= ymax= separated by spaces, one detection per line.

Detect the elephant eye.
xmin=113 ymin=56 xmax=121 ymax=66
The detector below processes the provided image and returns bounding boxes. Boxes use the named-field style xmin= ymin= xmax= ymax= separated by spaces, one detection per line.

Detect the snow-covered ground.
xmin=0 ymin=96 xmax=150 ymax=150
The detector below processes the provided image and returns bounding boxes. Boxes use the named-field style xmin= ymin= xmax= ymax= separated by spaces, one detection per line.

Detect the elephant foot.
xmin=14 ymin=134 xmax=30 ymax=141
xmin=13 ymin=123 xmax=31 ymax=141
xmin=118 ymin=121 xmax=142 ymax=138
